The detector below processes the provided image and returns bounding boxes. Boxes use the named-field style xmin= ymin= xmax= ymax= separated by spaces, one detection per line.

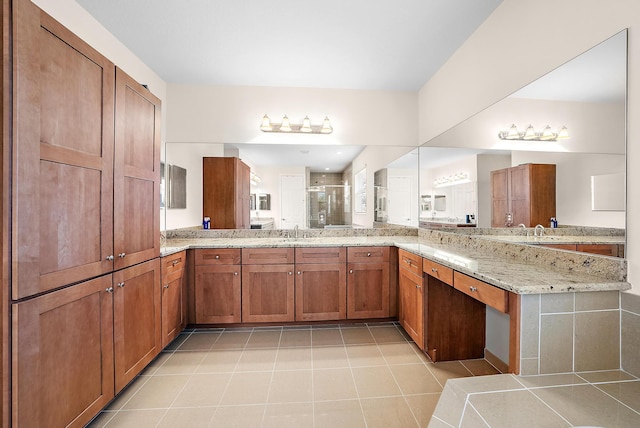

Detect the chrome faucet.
xmin=534 ymin=224 xmax=545 ymax=236
xmin=293 ymin=224 xmax=299 ymax=239
xmin=518 ymin=223 xmax=526 ymax=229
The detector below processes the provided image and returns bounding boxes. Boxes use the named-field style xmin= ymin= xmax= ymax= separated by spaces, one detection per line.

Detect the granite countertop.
xmin=485 ymin=235 xmax=625 ymax=245
xmin=161 ymin=235 xmax=630 ymax=295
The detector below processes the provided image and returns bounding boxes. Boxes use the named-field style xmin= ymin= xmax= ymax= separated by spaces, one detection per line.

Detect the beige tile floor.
xmin=430 ymin=370 xmax=640 ymax=427
xmin=87 ymin=322 xmax=500 ymax=427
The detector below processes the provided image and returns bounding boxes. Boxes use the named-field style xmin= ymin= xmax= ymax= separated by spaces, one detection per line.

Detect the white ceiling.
xmin=76 ymin=0 xmax=503 ymax=91
xmin=227 ymin=143 xmax=365 ymax=172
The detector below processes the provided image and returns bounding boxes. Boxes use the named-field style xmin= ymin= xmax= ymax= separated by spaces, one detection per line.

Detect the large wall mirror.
xmin=419 ymin=30 xmax=627 ymax=249
xmin=163 ymin=141 xmax=419 ymax=231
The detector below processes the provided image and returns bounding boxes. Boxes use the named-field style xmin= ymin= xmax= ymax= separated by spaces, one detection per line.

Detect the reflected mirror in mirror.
xmin=373 ymin=147 xmax=419 ymax=228
xmin=418 ymin=30 xmax=626 ymax=255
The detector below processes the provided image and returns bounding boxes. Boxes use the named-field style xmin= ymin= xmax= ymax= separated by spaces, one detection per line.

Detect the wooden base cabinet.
xmin=242 ymin=249 xmax=295 ymax=323
xmin=113 ymin=259 xmax=162 ymax=393
xmin=295 ymin=247 xmax=347 ymax=321
xmin=194 ymin=249 xmax=242 ymax=324
xmin=398 ymin=250 xmax=424 ymax=346
xmin=161 ymin=251 xmax=186 ymax=347
xmin=12 ymin=275 xmax=115 ymax=428
xmin=347 ymin=247 xmax=390 ymax=319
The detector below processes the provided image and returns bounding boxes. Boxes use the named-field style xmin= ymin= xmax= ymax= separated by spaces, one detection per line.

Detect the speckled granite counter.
xmin=161 ymin=230 xmax=630 ymax=295
xmin=485 ymin=234 xmax=624 ymax=245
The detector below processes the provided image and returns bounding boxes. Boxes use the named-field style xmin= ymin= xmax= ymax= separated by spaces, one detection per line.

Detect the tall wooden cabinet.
xmin=7 ymin=1 xmax=162 ymax=426
xmin=114 ymin=68 xmax=162 ymax=270
xmin=491 ymin=163 xmax=556 ymax=228
xmin=12 ymin=275 xmax=115 ymax=428
xmin=203 ymin=157 xmax=251 ymax=229
xmin=12 ymin=2 xmax=116 ymax=299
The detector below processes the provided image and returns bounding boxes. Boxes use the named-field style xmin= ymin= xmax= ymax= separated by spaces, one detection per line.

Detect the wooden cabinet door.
xmin=490 ymin=168 xmax=509 ymax=227
xmin=161 ymin=270 xmax=184 ymax=347
xmin=508 ymin=165 xmax=532 ymax=227
xmin=113 ymin=258 xmax=162 ymax=393
xmin=12 ymin=2 xmax=115 ymax=299
xmin=295 ymin=263 xmax=347 ymax=321
xmin=161 ymin=252 xmax=186 ymax=347
xmin=194 ymin=264 xmax=241 ymax=324
xmin=242 ymin=264 xmax=295 ymax=323
xmin=347 ymin=261 xmax=390 ymax=319
xmin=12 ymin=274 xmax=114 ymax=428
xmin=398 ymin=268 xmax=423 ymax=347
xmin=114 ymin=67 xmax=161 ymax=271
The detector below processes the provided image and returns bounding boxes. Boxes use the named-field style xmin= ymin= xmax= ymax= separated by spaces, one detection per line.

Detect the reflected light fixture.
xmin=260 ymin=114 xmax=333 ymax=134
xmin=498 ymin=124 xmax=569 ymax=141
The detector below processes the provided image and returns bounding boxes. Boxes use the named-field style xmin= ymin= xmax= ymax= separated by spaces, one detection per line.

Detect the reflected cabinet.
xmin=491 ymin=163 xmax=556 ymax=228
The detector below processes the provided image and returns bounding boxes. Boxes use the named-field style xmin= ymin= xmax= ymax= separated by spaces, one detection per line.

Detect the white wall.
xmin=166 ymin=85 xmax=418 ymax=148
xmin=419 ymin=0 xmax=640 ymax=293
xmin=164 ymin=143 xmax=225 ymax=230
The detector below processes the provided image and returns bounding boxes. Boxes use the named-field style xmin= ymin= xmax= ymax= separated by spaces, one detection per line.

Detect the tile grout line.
xmin=338 ymin=325 xmax=369 ymax=427
xmin=368 ymin=323 xmax=422 ymax=427
xmin=258 ymin=327 xmax=283 ymax=428
xmin=207 ymin=328 xmax=248 ymax=427
xmin=103 ymin=329 xmax=190 ymax=427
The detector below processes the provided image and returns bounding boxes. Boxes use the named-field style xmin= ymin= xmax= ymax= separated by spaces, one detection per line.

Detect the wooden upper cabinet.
xmin=113 ymin=67 xmax=161 ymax=270
xmin=12 ymin=274 xmax=115 ymax=428
xmin=491 ymin=164 xmax=556 ymax=228
xmin=203 ymin=157 xmax=251 ymax=229
xmin=12 ymin=2 xmax=115 ymax=299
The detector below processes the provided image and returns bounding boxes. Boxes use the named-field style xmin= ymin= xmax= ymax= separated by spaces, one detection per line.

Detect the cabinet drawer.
xmin=423 ymin=258 xmax=453 ymax=286
xmin=348 ymin=246 xmax=389 ymax=263
xmin=194 ymin=248 xmax=241 ymax=265
xmin=453 ymin=272 xmax=508 ymax=313
xmin=398 ymin=249 xmax=422 ymax=277
xmin=242 ymin=248 xmax=294 ymax=264
xmin=296 ymin=247 xmax=346 ymax=264
xmin=161 ymin=250 xmax=186 ymax=275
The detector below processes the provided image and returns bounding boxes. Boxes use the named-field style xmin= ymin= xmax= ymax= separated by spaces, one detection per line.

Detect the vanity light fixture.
xmin=433 ymin=172 xmax=469 ymax=187
xmin=498 ymin=124 xmax=569 ymax=141
xmin=260 ymin=114 xmax=333 ymax=134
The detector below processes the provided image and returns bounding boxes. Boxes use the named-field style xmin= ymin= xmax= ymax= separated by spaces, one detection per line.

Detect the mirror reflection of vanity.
xmin=417 ymin=29 xmax=627 ymax=253
xmin=163 ymin=30 xmax=627 ymax=257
